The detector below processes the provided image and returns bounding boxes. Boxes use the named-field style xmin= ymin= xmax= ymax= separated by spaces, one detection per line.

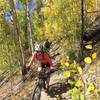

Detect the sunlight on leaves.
xmin=84 ymin=57 xmax=92 ymax=64
xmin=71 ymin=87 xmax=81 ymax=95
xmin=85 ymin=44 xmax=92 ymax=49
xmin=63 ymin=71 xmax=70 ymax=78
xmin=75 ymin=79 xmax=81 ymax=87
xmin=92 ymin=52 xmax=97 ymax=59
xmin=77 ymin=66 xmax=82 ymax=74
xmin=69 ymin=63 xmax=75 ymax=69
xmin=72 ymin=94 xmax=77 ymax=100
xmin=80 ymin=94 xmax=84 ymax=100
xmin=65 ymin=62 xmax=69 ymax=67
xmin=68 ymin=79 xmax=74 ymax=85
xmin=87 ymin=83 xmax=95 ymax=92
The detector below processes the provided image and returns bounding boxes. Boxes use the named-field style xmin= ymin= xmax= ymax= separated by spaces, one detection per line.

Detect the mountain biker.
xmin=26 ymin=44 xmax=53 ymax=88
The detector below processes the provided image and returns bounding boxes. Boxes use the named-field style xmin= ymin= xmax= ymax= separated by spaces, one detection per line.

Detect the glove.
xmin=25 ymin=64 xmax=30 ymax=71
xmin=26 ymin=67 xmax=30 ymax=71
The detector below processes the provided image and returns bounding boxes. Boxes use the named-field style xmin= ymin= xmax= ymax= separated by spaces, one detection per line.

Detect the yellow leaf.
xmin=77 ymin=66 xmax=82 ymax=74
xmin=65 ymin=62 xmax=69 ymax=67
xmin=41 ymin=8 xmax=45 ymax=13
xmin=84 ymin=57 xmax=92 ymax=64
xmin=68 ymin=80 xmax=74 ymax=85
xmin=60 ymin=58 xmax=66 ymax=65
xmin=75 ymin=80 xmax=81 ymax=87
xmin=92 ymin=53 xmax=97 ymax=59
xmin=87 ymin=83 xmax=95 ymax=92
xmin=85 ymin=44 xmax=92 ymax=49
xmin=63 ymin=71 xmax=70 ymax=78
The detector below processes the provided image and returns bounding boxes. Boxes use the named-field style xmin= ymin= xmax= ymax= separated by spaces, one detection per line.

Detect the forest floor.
xmin=0 ymin=70 xmax=71 ymax=100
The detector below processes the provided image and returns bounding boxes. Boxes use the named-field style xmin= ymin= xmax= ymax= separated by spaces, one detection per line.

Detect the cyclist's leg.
xmin=46 ymin=76 xmax=50 ymax=87
xmin=46 ymin=67 xmax=51 ymax=88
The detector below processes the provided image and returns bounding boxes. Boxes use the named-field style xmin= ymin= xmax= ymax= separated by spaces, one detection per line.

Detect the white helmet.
xmin=34 ymin=44 xmax=43 ymax=51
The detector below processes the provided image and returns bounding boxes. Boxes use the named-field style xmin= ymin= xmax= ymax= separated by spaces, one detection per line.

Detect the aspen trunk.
xmin=9 ymin=0 xmax=25 ymax=75
xmin=26 ymin=0 xmax=34 ymax=53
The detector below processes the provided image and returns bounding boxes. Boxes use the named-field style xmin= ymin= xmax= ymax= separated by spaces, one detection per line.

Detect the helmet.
xmin=34 ymin=44 xmax=43 ymax=51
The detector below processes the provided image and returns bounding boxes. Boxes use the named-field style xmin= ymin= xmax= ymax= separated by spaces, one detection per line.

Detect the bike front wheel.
xmin=31 ymin=84 xmax=41 ymax=100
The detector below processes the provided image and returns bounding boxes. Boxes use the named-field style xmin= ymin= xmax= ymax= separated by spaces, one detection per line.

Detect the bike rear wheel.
xmin=31 ymin=85 xmax=41 ymax=100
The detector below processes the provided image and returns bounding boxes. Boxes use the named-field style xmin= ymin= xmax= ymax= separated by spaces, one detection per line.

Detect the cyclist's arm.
xmin=26 ymin=53 xmax=36 ymax=67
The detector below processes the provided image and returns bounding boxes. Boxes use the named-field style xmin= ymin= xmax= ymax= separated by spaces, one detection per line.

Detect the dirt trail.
xmin=1 ymin=61 xmax=100 ymax=100
xmin=0 ymin=71 xmax=69 ymax=100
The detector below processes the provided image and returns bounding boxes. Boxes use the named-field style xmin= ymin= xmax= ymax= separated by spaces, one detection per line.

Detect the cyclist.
xmin=26 ymin=44 xmax=53 ymax=88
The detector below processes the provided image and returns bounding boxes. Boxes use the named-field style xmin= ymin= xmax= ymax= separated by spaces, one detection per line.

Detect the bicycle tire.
xmin=31 ymin=84 xmax=41 ymax=100
xmin=39 ymin=78 xmax=46 ymax=89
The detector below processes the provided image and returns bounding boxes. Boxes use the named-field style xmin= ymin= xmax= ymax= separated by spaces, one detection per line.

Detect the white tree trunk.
xmin=9 ymin=0 xmax=25 ymax=71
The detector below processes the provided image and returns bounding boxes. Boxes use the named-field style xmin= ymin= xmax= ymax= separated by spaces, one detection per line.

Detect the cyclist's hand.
xmin=51 ymin=66 xmax=54 ymax=70
xmin=25 ymin=64 xmax=30 ymax=71
xmin=26 ymin=63 xmax=29 ymax=68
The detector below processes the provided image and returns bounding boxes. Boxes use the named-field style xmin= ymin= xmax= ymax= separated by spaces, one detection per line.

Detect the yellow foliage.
xmin=84 ymin=57 xmax=92 ymax=64
xmin=41 ymin=8 xmax=45 ymax=13
xmin=0 ymin=0 xmax=3 ymax=3
xmin=68 ymin=79 xmax=74 ymax=85
xmin=75 ymin=79 xmax=81 ymax=87
xmin=85 ymin=44 xmax=92 ymax=49
xmin=44 ymin=7 xmax=51 ymax=16
xmin=87 ymin=83 xmax=95 ymax=92
xmin=52 ymin=22 xmax=58 ymax=32
xmin=77 ymin=66 xmax=82 ymax=74
xmin=63 ymin=71 xmax=70 ymax=78
xmin=60 ymin=58 xmax=66 ymax=65
xmin=87 ymin=0 xmax=96 ymax=12
xmin=0 ymin=0 xmax=4 ymax=7
xmin=92 ymin=53 xmax=97 ymax=59
xmin=65 ymin=62 xmax=69 ymax=67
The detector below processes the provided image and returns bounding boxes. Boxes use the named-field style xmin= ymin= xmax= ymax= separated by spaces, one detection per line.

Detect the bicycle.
xmin=31 ymin=65 xmax=59 ymax=100
xmin=31 ymin=67 xmax=50 ymax=100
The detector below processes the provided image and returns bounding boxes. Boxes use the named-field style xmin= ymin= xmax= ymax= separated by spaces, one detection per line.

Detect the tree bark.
xmin=9 ymin=0 xmax=25 ymax=75
xmin=26 ymin=0 xmax=34 ymax=53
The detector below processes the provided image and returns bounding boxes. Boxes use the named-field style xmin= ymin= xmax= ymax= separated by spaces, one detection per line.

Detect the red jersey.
xmin=27 ymin=52 xmax=52 ymax=67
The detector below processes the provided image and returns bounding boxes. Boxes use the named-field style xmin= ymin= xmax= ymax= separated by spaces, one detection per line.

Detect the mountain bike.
xmin=31 ymin=68 xmax=50 ymax=100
